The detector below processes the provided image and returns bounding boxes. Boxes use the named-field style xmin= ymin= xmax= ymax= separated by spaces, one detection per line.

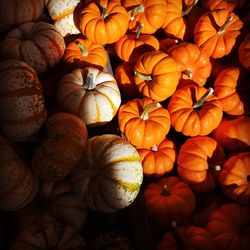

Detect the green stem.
xmin=135 ymin=23 xmax=144 ymax=40
xmin=193 ymin=87 xmax=214 ymax=109
xmin=101 ymin=6 xmax=108 ymax=19
xmin=75 ymin=40 xmax=88 ymax=56
xmin=130 ymin=4 xmax=145 ymax=21
xmin=140 ymin=102 xmax=160 ymax=120
xmin=161 ymin=184 xmax=170 ymax=196
xmin=182 ymin=0 xmax=198 ymax=16
xmin=134 ymin=70 xmax=152 ymax=81
xmin=217 ymin=15 xmax=234 ymax=34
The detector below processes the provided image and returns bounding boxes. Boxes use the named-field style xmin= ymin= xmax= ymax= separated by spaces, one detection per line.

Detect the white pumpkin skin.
xmin=0 ymin=22 xmax=66 ymax=74
xmin=56 ymin=67 xmax=121 ymax=126
xmin=45 ymin=0 xmax=81 ymax=37
xmin=0 ymin=60 xmax=47 ymax=141
xmin=70 ymin=134 xmax=143 ymax=213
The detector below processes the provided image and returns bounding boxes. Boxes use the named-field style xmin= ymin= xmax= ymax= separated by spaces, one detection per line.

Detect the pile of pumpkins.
xmin=0 ymin=0 xmax=249 ymax=249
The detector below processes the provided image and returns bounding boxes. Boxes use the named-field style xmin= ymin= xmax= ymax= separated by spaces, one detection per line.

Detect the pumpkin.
xmin=78 ymin=0 xmax=129 ymax=45
xmin=32 ymin=112 xmax=88 ymax=181
xmin=212 ymin=115 xmax=250 ymax=152
xmin=168 ymin=86 xmax=223 ymax=136
xmin=219 ymin=152 xmax=250 ymax=205
xmin=114 ymin=62 xmax=141 ymax=100
xmin=157 ymin=222 xmax=216 ymax=250
xmin=70 ymin=134 xmax=143 ymax=213
xmin=238 ymin=32 xmax=250 ymax=71
xmin=143 ymin=176 xmax=196 ymax=227
xmin=213 ymin=66 xmax=249 ymax=115
xmin=56 ymin=67 xmax=121 ymax=126
xmin=10 ymin=214 xmax=87 ymax=250
xmin=136 ymin=138 xmax=176 ymax=176
xmin=125 ymin=0 xmax=167 ymax=34
xmin=0 ymin=0 xmax=44 ymax=32
xmin=206 ymin=203 xmax=250 ymax=250
xmin=134 ymin=50 xmax=181 ymax=101
xmin=115 ymin=23 xmax=160 ymax=64
xmin=177 ymin=136 xmax=225 ymax=185
xmin=194 ymin=9 xmax=243 ymax=58
xmin=161 ymin=0 xmax=201 ymax=40
xmin=63 ymin=38 xmax=108 ymax=70
xmin=202 ymin=0 xmax=243 ymax=11
xmin=159 ymin=37 xmax=180 ymax=54
xmin=118 ymin=97 xmax=171 ymax=148
xmin=0 ymin=135 xmax=38 ymax=211
xmin=45 ymin=0 xmax=81 ymax=37
xmin=0 ymin=60 xmax=47 ymax=141
xmin=0 ymin=22 xmax=66 ymax=74
xmin=167 ymin=42 xmax=212 ymax=87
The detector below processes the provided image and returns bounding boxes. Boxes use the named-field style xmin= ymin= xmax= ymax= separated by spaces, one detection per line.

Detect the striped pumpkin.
xmin=56 ymin=67 xmax=121 ymax=126
xmin=70 ymin=134 xmax=143 ymax=213
xmin=32 ymin=112 xmax=88 ymax=181
xmin=45 ymin=0 xmax=81 ymax=37
xmin=0 ymin=0 xmax=44 ymax=32
xmin=0 ymin=60 xmax=47 ymax=142
xmin=0 ymin=135 xmax=38 ymax=211
xmin=0 ymin=22 xmax=66 ymax=74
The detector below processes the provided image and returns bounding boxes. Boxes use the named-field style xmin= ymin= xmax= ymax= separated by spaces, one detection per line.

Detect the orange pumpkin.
xmin=213 ymin=66 xmax=249 ymax=115
xmin=168 ymin=42 xmax=212 ymax=87
xmin=212 ymin=115 xmax=250 ymax=152
xmin=194 ymin=9 xmax=243 ymax=58
xmin=143 ymin=176 xmax=196 ymax=227
xmin=134 ymin=50 xmax=181 ymax=101
xmin=0 ymin=22 xmax=66 ymax=74
xmin=159 ymin=37 xmax=180 ymax=54
xmin=202 ymin=0 xmax=243 ymax=11
xmin=78 ymin=0 xmax=129 ymax=45
xmin=118 ymin=97 xmax=171 ymax=148
xmin=0 ymin=135 xmax=38 ymax=211
xmin=63 ymin=38 xmax=108 ymax=70
xmin=238 ymin=32 xmax=250 ymax=71
xmin=125 ymin=0 xmax=167 ymax=34
xmin=136 ymin=138 xmax=176 ymax=176
xmin=32 ymin=112 xmax=88 ymax=181
xmin=0 ymin=60 xmax=47 ymax=141
xmin=115 ymin=23 xmax=159 ymax=64
xmin=219 ymin=152 xmax=250 ymax=205
xmin=168 ymin=86 xmax=223 ymax=136
xmin=177 ymin=136 xmax=225 ymax=185
xmin=206 ymin=203 xmax=250 ymax=250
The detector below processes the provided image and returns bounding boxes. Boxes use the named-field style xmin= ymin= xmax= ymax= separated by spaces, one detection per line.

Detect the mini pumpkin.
xmin=202 ymin=0 xmax=242 ymax=11
xmin=118 ymin=97 xmax=171 ymax=148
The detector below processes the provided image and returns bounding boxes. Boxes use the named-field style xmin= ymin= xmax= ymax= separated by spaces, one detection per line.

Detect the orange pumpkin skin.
xmin=238 ymin=33 xmax=250 ymax=71
xmin=0 ymin=135 xmax=38 ymax=211
xmin=219 ymin=152 xmax=250 ymax=205
xmin=157 ymin=225 xmax=216 ymax=250
xmin=32 ymin=113 xmax=88 ymax=181
xmin=136 ymin=138 xmax=176 ymax=176
xmin=177 ymin=136 xmax=225 ymax=185
xmin=167 ymin=86 xmax=223 ymax=136
xmin=63 ymin=38 xmax=108 ymax=70
xmin=168 ymin=42 xmax=212 ymax=87
xmin=0 ymin=60 xmax=47 ymax=142
xmin=212 ymin=115 xmax=250 ymax=152
xmin=194 ymin=9 xmax=243 ymax=58
xmin=0 ymin=22 xmax=66 ymax=74
xmin=206 ymin=203 xmax=250 ymax=250
xmin=115 ymin=31 xmax=160 ymax=64
xmin=143 ymin=176 xmax=196 ymax=227
xmin=118 ymin=97 xmax=171 ymax=148
xmin=134 ymin=50 xmax=181 ymax=102
xmin=0 ymin=0 xmax=44 ymax=32
xmin=79 ymin=0 xmax=129 ymax=45
xmin=126 ymin=0 xmax=167 ymax=34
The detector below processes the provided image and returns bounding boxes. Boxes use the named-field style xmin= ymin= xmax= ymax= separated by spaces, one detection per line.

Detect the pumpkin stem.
xmin=217 ymin=15 xmax=234 ymax=35
xmin=83 ymin=71 xmax=96 ymax=90
xmin=101 ymin=6 xmax=108 ymax=19
xmin=161 ymin=184 xmax=170 ymax=196
xmin=182 ymin=67 xmax=193 ymax=79
xmin=208 ymin=165 xmax=221 ymax=171
xmin=193 ymin=87 xmax=214 ymax=109
xmin=140 ymin=102 xmax=160 ymax=120
xmin=75 ymin=40 xmax=88 ymax=56
xmin=130 ymin=4 xmax=145 ymax=21
xmin=182 ymin=0 xmax=198 ymax=16
xmin=135 ymin=23 xmax=144 ymax=40
xmin=134 ymin=70 xmax=152 ymax=81
xmin=171 ymin=221 xmax=184 ymax=250
xmin=151 ymin=144 xmax=158 ymax=152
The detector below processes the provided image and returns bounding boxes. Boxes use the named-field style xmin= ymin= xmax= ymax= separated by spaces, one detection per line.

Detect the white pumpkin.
xmin=70 ymin=134 xmax=143 ymax=213
xmin=56 ymin=67 xmax=121 ymax=126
